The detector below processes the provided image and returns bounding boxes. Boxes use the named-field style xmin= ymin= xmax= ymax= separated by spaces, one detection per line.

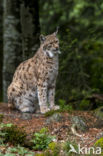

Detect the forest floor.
xmin=0 ymin=103 xmax=103 ymax=155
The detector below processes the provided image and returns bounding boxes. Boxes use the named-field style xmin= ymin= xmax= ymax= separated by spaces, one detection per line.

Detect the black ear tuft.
xmin=40 ymin=34 xmax=46 ymax=43
xmin=54 ymin=26 xmax=59 ymax=35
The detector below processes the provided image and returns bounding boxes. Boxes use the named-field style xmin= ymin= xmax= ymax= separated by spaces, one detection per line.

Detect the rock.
xmin=45 ymin=113 xmax=63 ymax=124
xmin=20 ymin=113 xmax=32 ymax=120
xmin=95 ymin=106 xmax=103 ymax=120
xmin=24 ymin=138 xmax=34 ymax=148
xmin=94 ymin=106 xmax=103 ymax=128
xmin=71 ymin=116 xmax=88 ymax=132
xmin=95 ymin=119 xmax=103 ymax=128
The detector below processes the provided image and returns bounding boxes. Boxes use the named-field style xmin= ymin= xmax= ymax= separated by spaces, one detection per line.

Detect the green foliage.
xmin=39 ymin=0 xmax=74 ymax=33
xmin=58 ymin=99 xmax=66 ymax=106
xmin=0 ymin=114 xmax=3 ymax=123
xmin=6 ymin=145 xmax=34 ymax=156
xmin=79 ymin=99 xmax=90 ymax=110
xmin=0 ymin=144 xmax=34 ymax=156
xmin=56 ymin=29 xmax=103 ymax=110
xmin=1 ymin=153 xmax=15 ymax=156
xmin=48 ymin=142 xmax=60 ymax=156
xmin=44 ymin=108 xmax=64 ymax=117
xmin=0 ymin=123 xmax=27 ymax=145
xmin=0 ymin=123 xmax=13 ymax=128
xmin=40 ymin=0 xmax=103 ymax=110
xmin=0 ymin=131 xmax=7 ymax=144
xmin=56 ymin=29 xmax=90 ymax=108
xmin=44 ymin=100 xmax=73 ymax=117
xmin=94 ymin=137 xmax=103 ymax=155
xmin=0 ymin=123 xmax=14 ymax=144
xmin=44 ymin=110 xmax=59 ymax=117
xmin=95 ymin=137 xmax=103 ymax=149
xmin=31 ymin=128 xmax=55 ymax=150
xmin=69 ymin=0 xmax=103 ymax=33
xmin=63 ymin=141 xmax=78 ymax=156
xmin=35 ymin=142 xmax=60 ymax=156
xmin=59 ymin=99 xmax=73 ymax=112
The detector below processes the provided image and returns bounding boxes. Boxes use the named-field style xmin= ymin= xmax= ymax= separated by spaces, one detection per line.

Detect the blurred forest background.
xmin=0 ymin=0 xmax=103 ymax=110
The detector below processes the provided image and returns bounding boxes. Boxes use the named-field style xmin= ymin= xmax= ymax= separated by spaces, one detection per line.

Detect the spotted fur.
xmin=7 ymin=31 xmax=60 ymax=113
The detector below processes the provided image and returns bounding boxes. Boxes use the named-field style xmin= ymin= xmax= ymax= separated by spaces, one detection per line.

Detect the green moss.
xmin=35 ymin=142 xmax=60 ymax=156
xmin=48 ymin=142 xmax=60 ymax=156
xmin=95 ymin=137 xmax=103 ymax=148
xmin=48 ymin=142 xmax=57 ymax=150
xmin=44 ymin=110 xmax=61 ymax=117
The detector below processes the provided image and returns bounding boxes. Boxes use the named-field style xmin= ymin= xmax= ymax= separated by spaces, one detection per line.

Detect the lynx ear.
xmin=40 ymin=34 xmax=46 ymax=43
xmin=54 ymin=26 xmax=59 ymax=35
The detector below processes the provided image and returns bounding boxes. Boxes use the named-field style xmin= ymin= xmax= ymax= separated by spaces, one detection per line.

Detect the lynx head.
xmin=40 ymin=28 xmax=61 ymax=58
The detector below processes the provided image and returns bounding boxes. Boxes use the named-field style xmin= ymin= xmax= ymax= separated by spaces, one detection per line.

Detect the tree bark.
xmin=3 ymin=0 xmax=22 ymax=102
xmin=3 ymin=0 xmax=40 ymax=102
xmin=0 ymin=0 xmax=3 ymax=101
xmin=20 ymin=0 xmax=40 ymax=60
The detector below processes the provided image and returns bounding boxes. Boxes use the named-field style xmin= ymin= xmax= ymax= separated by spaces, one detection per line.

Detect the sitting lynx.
xmin=7 ymin=29 xmax=61 ymax=114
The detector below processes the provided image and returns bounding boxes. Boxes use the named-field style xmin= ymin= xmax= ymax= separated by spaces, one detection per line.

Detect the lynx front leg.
xmin=48 ymin=86 xmax=60 ymax=110
xmin=37 ymin=84 xmax=50 ymax=114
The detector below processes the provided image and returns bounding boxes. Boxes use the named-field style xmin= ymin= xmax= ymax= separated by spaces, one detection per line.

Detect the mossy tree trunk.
xmin=3 ymin=0 xmax=40 ymax=102
xmin=3 ymin=0 xmax=22 ymax=102
xmin=0 ymin=0 xmax=3 ymax=101
xmin=20 ymin=0 xmax=40 ymax=60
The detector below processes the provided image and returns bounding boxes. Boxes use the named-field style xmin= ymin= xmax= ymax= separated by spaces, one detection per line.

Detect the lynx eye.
xmin=55 ymin=40 xmax=59 ymax=43
xmin=48 ymin=45 xmax=51 ymax=48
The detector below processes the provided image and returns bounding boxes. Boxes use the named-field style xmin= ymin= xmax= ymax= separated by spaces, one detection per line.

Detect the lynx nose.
xmin=55 ymin=47 xmax=59 ymax=50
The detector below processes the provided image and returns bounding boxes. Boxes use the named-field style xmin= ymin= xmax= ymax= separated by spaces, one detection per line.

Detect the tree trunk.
xmin=0 ymin=0 xmax=3 ymax=101
xmin=20 ymin=0 xmax=40 ymax=60
xmin=3 ymin=0 xmax=22 ymax=102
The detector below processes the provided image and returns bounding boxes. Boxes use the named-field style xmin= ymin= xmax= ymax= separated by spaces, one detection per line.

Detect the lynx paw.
xmin=50 ymin=105 xmax=60 ymax=110
xmin=40 ymin=106 xmax=50 ymax=114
